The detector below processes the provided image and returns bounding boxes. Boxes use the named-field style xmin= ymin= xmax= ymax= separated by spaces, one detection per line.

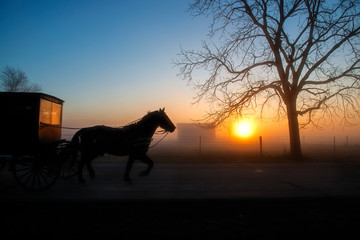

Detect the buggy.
xmin=0 ymin=92 xmax=74 ymax=190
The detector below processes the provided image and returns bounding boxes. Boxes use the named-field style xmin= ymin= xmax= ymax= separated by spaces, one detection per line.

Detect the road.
xmin=1 ymin=161 xmax=360 ymax=200
xmin=1 ymin=161 xmax=360 ymax=238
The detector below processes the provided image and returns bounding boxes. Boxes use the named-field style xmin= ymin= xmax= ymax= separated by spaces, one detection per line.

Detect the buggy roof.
xmin=0 ymin=92 xmax=64 ymax=104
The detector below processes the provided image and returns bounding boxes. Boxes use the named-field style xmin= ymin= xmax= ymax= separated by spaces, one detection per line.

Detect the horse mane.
xmin=142 ymin=110 xmax=160 ymax=120
xmin=123 ymin=110 xmax=159 ymax=129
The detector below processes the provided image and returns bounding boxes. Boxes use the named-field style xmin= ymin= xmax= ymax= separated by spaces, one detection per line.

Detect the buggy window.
xmin=39 ymin=99 xmax=62 ymax=125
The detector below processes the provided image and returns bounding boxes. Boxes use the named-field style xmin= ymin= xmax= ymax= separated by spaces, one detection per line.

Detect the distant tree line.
xmin=0 ymin=65 xmax=42 ymax=92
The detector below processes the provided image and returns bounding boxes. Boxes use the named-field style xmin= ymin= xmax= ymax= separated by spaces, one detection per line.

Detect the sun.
xmin=233 ymin=119 xmax=254 ymax=138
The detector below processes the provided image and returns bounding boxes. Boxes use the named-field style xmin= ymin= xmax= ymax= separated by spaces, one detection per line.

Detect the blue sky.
xmin=0 ymin=0 xmax=210 ymax=126
xmin=1 ymin=0 xmax=358 ymax=140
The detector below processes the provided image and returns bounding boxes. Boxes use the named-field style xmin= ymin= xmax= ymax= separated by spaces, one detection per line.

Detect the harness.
xmin=132 ymin=130 xmax=169 ymax=148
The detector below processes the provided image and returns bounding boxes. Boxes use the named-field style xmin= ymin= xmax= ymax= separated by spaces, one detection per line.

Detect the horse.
xmin=70 ymin=108 xmax=176 ymax=184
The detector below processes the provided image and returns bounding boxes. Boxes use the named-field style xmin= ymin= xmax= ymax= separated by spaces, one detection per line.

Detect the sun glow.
xmin=233 ymin=119 xmax=254 ymax=138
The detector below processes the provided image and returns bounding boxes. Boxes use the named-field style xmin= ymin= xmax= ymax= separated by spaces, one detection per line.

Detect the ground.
xmin=1 ymin=161 xmax=360 ymax=238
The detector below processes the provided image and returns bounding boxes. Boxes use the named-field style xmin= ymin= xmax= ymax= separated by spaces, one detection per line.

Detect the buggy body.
xmin=0 ymin=92 xmax=64 ymax=155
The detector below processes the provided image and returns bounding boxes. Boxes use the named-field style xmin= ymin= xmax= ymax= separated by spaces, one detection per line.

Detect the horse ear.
xmin=159 ymin=107 xmax=165 ymax=112
xmin=162 ymin=107 xmax=165 ymax=112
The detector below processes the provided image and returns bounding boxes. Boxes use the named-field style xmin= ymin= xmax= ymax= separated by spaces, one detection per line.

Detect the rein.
xmin=149 ymin=131 xmax=169 ymax=148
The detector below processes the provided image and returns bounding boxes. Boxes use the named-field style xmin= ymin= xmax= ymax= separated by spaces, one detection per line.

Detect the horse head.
xmin=157 ymin=108 xmax=176 ymax=133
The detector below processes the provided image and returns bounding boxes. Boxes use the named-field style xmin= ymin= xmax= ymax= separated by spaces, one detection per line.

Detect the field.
xmin=93 ymin=138 xmax=360 ymax=163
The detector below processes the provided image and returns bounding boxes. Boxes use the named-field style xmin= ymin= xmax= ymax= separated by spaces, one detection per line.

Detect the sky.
xmin=1 ymin=0 xmax=359 ymax=141
xmin=0 ymin=0 xmax=210 ymax=125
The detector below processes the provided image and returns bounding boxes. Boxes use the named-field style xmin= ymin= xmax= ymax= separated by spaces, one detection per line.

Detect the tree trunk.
xmin=286 ymin=98 xmax=303 ymax=159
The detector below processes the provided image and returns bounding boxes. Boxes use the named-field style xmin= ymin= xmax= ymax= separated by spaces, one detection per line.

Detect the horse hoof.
xmin=138 ymin=171 xmax=150 ymax=177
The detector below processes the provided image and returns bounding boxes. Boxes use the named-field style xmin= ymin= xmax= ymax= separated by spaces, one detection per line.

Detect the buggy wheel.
xmin=12 ymin=157 xmax=61 ymax=191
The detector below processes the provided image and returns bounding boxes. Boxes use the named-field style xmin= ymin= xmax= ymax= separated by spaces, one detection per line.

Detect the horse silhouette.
xmin=70 ymin=108 xmax=175 ymax=184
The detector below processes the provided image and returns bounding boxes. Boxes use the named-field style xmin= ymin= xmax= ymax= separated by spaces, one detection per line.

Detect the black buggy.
xmin=0 ymin=92 xmax=75 ymax=190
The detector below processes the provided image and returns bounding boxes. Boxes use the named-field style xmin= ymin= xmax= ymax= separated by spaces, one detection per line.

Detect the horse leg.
xmin=138 ymin=154 xmax=154 ymax=177
xmin=77 ymin=152 xmax=96 ymax=183
xmin=86 ymin=162 xmax=95 ymax=179
xmin=124 ymin=155 xmax=135 ymax=184
xmin=77 ymin=158 xmax=87 ymax=183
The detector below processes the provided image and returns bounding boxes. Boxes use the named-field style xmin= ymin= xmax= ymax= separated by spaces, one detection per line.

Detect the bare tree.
xmin=175 ymin=0 xmax=360 ymax=158
xmin=1 ymin=66 xmax=42 ymax=92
